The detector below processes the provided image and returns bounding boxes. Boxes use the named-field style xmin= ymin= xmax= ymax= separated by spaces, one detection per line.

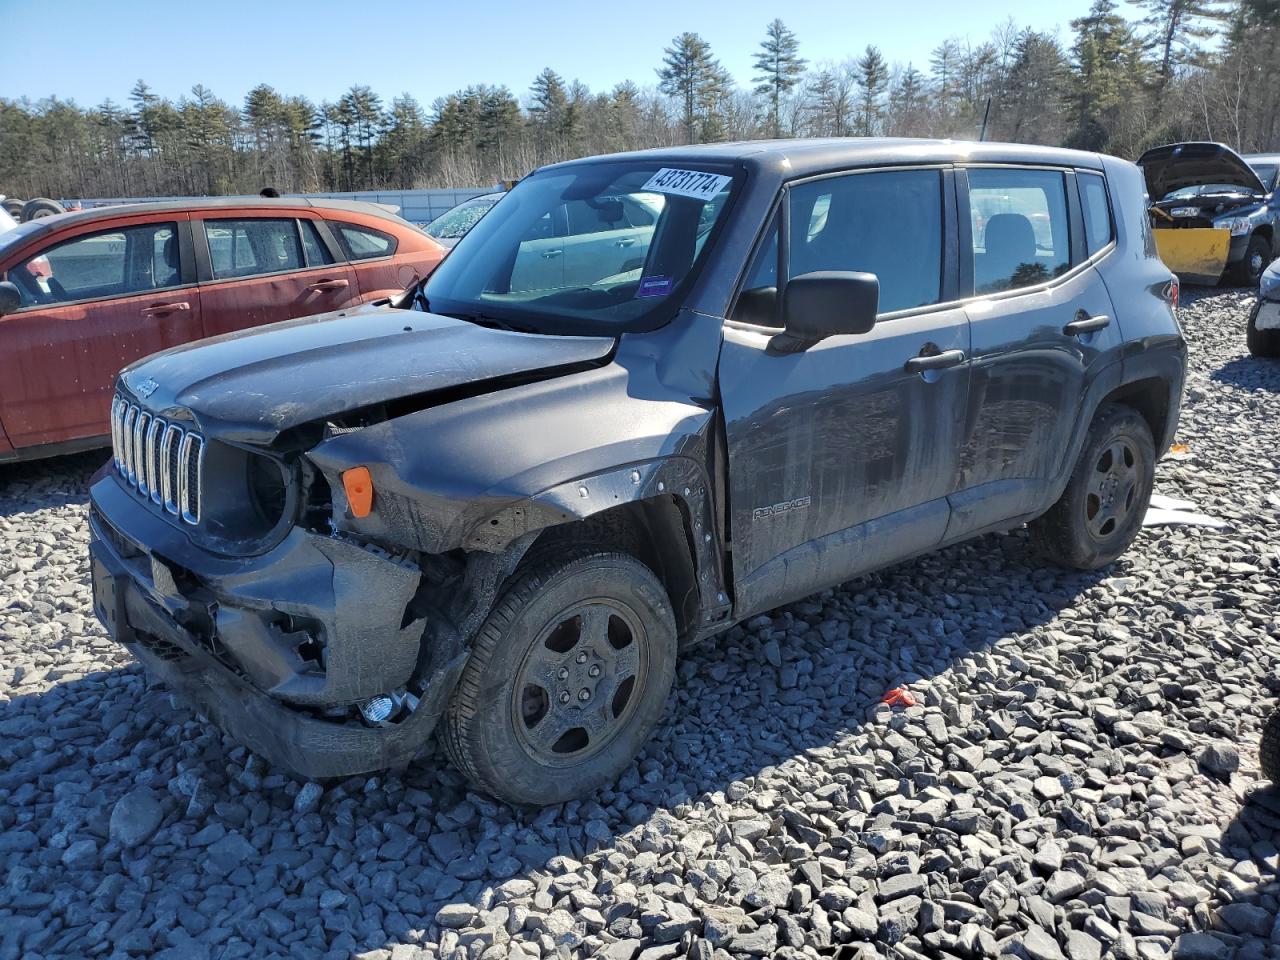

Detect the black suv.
xmin=89 ymin=140 xmax=1186 ymax=805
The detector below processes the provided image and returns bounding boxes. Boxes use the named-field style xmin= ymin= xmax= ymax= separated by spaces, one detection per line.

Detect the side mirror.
xmin=0 ymin=281 xmax=20 ymax=316
xmin=769 ymin=271 xmax=879 ymax=353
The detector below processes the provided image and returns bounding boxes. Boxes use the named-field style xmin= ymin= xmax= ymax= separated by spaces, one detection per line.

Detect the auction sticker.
xmin=641 ymin=168 xmax=732 ymax=201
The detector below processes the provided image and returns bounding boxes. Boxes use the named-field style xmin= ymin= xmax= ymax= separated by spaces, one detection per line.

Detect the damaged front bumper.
xmin=88 ymin=468 xmax=463 ymax=779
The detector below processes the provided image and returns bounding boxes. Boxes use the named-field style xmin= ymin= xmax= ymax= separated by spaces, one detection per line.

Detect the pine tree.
xmin=855 ymin=45 xmax=889 ymax=136
xmin=657 ymin=32 xmax=729 ymax=144
xmin=1069 ymin=0 xmax=1149 ymax=149
xmin=752 ymin=19 xmax=807 ymax=138
xmin=888 ymin=65 xmax=927 ymax=136
xmin=1129 ymin=0 xmax=1228 ymax=86
xmin=807 ymin=65 xmax=855 ymax=136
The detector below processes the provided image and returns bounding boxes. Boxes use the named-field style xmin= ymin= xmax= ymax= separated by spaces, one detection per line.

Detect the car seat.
xmin=977 ymin=213 xmax=1036 ymax=293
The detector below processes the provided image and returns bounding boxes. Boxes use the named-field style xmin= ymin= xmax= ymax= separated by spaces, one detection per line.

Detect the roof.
xmin=8 ymin=197 xmax=407 ymax=245
xmin=1243 ymin=153 xmax=1280 ymax=163
xmin=543 ymin=137 xmax=1110 ymax=179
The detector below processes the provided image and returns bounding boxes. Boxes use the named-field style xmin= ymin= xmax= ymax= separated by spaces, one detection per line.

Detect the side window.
xmin=1078 ymin=172 xmax=1114 ymax=257
xmin=337 ymin=224 xmax=397 ymax=260
xmin=968 ymin=168 xmax=1071 ymax=294
xmin=299 ymin=220 xmax=334 ymax=267
xmin=789 ymin=169 xmax=943 ymax=314
xmin=205 ymin=219 xmax=304 ymax=280
xmin=9 ymin=222 xmax=181 ymax=308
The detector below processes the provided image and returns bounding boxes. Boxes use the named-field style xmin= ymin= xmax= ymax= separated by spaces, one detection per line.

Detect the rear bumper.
xmin=88 ymin=468 xmax=461 ymax=779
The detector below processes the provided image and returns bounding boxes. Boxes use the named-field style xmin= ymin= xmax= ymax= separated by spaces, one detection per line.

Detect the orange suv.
xmin=0 ymin=197 xmax=445 ymax=461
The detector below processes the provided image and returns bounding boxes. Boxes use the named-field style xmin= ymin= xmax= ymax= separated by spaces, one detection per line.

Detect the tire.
xmin=443 ymin=550 xmax=677 ymax=806
xmin=1246 ymin=300 xmax=1280 ymax=358
xmin=1262 ymin=709 xmax=1280 ymax=783
xmin=1029 ymin=403 xmax=1156 ymax=570
xmin=20 ymin=197 xmax=64 ymax=221
xmin=1229 ymin=234 xmax=1271 ymax=287
xmin=1 ymin=198 xmax=23 ymax=219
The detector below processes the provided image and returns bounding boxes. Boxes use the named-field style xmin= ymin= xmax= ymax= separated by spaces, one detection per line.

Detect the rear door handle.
xmin=1063 ymin=311 xmax=1110 ymax=336
xmin=615 ymin=238 xmax=637 ymax=248
xmin=904 ymin=349 xmax=966 ymax=374
xmin=308 ymin=278 xmax=349 ymax=292
xmin=542 ymin=249 xmax=563 ymax=259
xmin=140 ymin=302 xmax=190 ymax=317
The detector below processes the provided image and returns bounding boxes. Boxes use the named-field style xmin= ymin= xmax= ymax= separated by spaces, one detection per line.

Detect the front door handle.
xmin=615 ymin=238 xmax=637 ymax=248
xmin=140 ymin=302 xmax=191 ymax=317
xmin=1063 ymin=311 xmax=1110 ymax=336
xmin=541 ymin=249 xmax=563 ymax=259
xmin=308 ymin=278 xmax=350 ymax=292
xmin=904 ymin=348 xmax=966 ymax=374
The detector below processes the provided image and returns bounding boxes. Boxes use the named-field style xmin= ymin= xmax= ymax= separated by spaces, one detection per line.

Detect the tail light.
xmin=1161 ymin=277 xmax=1179 ymax=309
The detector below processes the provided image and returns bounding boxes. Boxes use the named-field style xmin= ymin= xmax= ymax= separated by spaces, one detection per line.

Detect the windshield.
xmin=421 ymin=160 xmax=739 ymax=333
xmin=1164 ymin=182 xmax=1260 ymax=199
xmin=1249 ymin=163 xmax=1278 ymax=192
xmin=426 ymin=195 xmax=501 ymax=240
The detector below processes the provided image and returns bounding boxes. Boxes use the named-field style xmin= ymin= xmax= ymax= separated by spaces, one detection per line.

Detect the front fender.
xmin=306 ymin=361 xmax=717 ymax=555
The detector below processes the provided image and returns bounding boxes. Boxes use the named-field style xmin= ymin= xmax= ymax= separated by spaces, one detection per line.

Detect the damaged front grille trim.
xmin=112 ymin=394 xmax=204 ymax=526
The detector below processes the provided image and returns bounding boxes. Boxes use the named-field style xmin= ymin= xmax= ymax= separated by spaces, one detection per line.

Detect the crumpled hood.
xmin=118 ymin=303 xmax=615 ymax=443
xmin=1138 ymin=141 xmax=1266 ymax=201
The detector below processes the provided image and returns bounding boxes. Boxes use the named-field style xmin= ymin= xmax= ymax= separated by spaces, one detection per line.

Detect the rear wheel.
xmin=443 ymin=550 xmax=676 ymax=806
xmin=1246 ymin=300 xmax=1280 ymax=358
xmin=1229 ymin=234 xmax=1271 ymax=287
xmin=20 ymin=197 xmax=65 ymax=221
xmin=1261 ymin=709 xmax=1280 ymax=783
xmin=1029 ymin=403 xmax=1155 ymax=570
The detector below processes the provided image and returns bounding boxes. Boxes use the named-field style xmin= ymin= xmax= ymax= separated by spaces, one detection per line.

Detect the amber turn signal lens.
xmin=342 ymin=466 xmax=374 ymax=518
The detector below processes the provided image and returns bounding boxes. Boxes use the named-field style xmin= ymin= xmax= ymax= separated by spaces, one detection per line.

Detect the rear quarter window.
xmin=335 ymin=223 xmax=398 ymax=260
xmin=1078 ymin=172 xmax=1115 ymax=256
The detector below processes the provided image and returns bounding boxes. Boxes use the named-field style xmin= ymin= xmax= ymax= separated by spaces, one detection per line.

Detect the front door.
xmin=719 ymin=167 xmax=971 ymax=618
xmin=0 ymin=216 xmax=203 ymax=449
xmin=196 ymin=215 xmax=358 ymax=339
xmin=950 ymin=166 xmax=1122 ymax=536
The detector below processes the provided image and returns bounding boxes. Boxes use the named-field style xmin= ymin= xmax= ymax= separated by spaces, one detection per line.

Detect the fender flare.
xmin=1048 ymin=344 xmax=1185 ymax=504
xmin=462 ymin=454 xmax=732 ymax=631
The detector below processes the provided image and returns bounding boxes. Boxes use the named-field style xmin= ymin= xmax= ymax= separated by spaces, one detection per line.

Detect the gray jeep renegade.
xmin=89 ymin=139 xmax=1187 ymax=805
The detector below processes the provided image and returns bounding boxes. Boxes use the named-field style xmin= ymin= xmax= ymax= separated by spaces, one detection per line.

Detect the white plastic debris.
xmin=1143 ymin=493 xmax=1228 ymax=529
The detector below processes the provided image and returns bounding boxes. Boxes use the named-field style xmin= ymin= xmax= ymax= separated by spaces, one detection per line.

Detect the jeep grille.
xmin=111 ymin=395 xmax=203 ymax=525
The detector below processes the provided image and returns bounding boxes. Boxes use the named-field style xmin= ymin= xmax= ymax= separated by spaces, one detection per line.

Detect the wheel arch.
xmin=465 ymin=457 xmax=730 ymax=647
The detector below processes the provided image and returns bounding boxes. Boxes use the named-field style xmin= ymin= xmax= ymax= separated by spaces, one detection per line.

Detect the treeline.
xmin=1 ymin=0 xmax=1277 ymax=201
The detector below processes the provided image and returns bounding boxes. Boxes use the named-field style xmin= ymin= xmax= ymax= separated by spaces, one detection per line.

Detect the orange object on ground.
xmin=882 ymin=687 xmax=919 ymax=708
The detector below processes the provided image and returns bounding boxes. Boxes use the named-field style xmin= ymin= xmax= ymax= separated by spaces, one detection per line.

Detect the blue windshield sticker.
xmin=636 ymin=275 xmax=673 ymax=299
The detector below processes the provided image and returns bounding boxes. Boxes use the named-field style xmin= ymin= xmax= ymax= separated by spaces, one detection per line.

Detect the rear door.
xmin=0 ymin=215 xmax=202 ymax=450
xmin=327 ymin=219 xmax=410 ymax=301
xmin=560 ymin=196 xmax=657 ymax=285
xmin=949 ymin=165 xmax=1121 ymax=536
xmin=195 ymin=214 xmax=358 ymax=339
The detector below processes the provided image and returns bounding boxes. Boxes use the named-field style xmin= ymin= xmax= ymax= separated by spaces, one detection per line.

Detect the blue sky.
xmin=1 ymin=0 xmax=1128 ymax=109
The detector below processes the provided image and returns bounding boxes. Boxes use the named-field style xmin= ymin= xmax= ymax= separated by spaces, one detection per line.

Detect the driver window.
xmin=789 ymin=169 xmax=943 ymax=314
xmin=9 ymin=222 xmax=181 ymax=308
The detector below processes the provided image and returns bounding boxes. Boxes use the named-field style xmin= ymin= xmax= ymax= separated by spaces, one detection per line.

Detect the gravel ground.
xmin=2 ymin=287 xmax=1279 ymax=960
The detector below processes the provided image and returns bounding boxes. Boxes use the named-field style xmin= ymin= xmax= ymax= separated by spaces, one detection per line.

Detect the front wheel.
xmin=443 ymin=550 xmax=677 ymax=806
xmin=1229 ymin=234 xmax=1271 ymax=287
xmin=1029 ymin=403 xmax=1156 ymax=570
